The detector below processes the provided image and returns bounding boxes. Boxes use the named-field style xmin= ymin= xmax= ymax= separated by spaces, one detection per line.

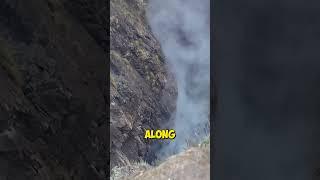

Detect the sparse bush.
xmin=185 ymin=137 xmax=200 ymax=148
xmin=111 ymin=160 xmax=152 ymax=180
xmin=199 ymin=135 xmax=210 ymax=148
xmin=184 ymin=121 xmax=210 ymax=149
xmin=185 ymin=135 xmax=210 ymax=149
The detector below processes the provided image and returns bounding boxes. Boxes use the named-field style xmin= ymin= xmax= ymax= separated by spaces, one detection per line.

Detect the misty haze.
xmin=147 ymin=0 xmax=210 ymax=159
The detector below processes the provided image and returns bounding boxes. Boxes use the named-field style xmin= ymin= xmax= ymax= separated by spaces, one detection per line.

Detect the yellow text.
xmin=144 ymin=129 xmax=176 ymax=139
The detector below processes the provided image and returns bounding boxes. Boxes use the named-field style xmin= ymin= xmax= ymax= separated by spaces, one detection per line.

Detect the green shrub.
xmin=199 ymin=135 xmax=210 ymax=148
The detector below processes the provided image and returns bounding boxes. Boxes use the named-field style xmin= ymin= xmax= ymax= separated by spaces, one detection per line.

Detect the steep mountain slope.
xmin=0 ymin=0 xmax=107 ymax=179
xmin=111 ymin=139 xmax=210 ymax=180
xmin=110 ymin=0 xmax=177 ymax=168
xmin=131 ymin=146 xmax=210 ymax=180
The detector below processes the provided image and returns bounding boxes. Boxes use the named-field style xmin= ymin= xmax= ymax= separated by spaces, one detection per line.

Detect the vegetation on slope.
xmin=111 ymin=136 xmax=210 ymax=180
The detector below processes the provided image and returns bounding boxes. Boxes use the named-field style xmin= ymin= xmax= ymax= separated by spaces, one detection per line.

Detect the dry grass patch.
xmin=131 ymin=146 xmax=210 ymax=180
xmin=111 ymin=160 xmax=152 ymax=180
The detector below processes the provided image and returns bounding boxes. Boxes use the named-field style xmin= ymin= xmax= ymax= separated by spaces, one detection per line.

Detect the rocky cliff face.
xmin=110 ymin=0 xmax=177 ymax=168
xmin=0 ymin=0 xmax=107 ymax=179
xmin=0 ymin=0 xmax=175 ymax=178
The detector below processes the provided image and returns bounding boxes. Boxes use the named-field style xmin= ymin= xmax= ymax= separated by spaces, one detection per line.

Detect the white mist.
xmin=146 ymin=0 xmax=210 ymax=158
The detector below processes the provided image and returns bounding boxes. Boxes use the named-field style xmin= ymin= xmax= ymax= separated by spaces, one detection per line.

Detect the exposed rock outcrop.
xmin=110 ymin=0 xmax=177 ymax=168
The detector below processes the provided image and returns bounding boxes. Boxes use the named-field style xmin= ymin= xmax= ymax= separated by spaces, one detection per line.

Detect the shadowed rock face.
xmin=110 ymin=0 xmax=177 ymax=168
xmin=0 ymin=0 xmax=107 ymax=179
